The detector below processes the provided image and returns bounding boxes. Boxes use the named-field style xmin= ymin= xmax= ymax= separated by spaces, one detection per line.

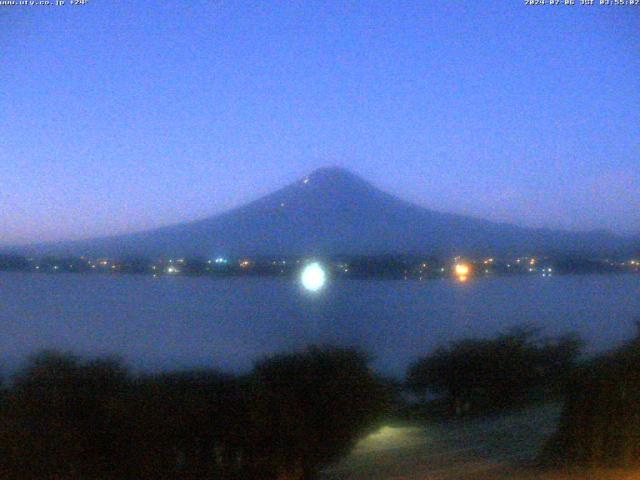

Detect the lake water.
xmin=1 ymin=272 xmax=639 ymax=377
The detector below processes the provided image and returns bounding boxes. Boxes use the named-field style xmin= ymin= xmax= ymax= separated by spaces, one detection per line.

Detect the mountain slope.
xmin=15 ymin=167 xmax=634 ymax=258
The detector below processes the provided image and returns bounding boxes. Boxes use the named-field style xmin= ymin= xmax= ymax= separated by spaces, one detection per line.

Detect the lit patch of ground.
xmin=322 ymin=403 xmax=640 ymax=480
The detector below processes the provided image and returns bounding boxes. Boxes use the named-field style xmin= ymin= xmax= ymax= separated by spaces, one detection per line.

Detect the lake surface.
xmin=1 ymin=272 xmax=639 ymax=377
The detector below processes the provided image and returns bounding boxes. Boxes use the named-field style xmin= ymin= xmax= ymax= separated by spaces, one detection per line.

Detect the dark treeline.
xmin=542 ymin=328 xmax=640 ymax=467
xmin=0 ymin=255 xmax=29 ymax=271
xmin=405 ymin=326 xmax=582 ymax=417
xmin=405 ymin=325 xmax=640 ymax=469
xmin=2 ymin=326 xmax=640 ymax=476
xmin=0 ymin=347 xmax=391 ymax=480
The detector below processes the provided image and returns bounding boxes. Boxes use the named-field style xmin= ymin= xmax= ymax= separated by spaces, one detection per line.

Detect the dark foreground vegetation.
xmin=406 ymin=327 xmax=582 ymax=417
xmin=0 ymin=347 xmax=391 ymax=480
xmin=404 ymin=326 xmax=640 ymax=472
xmin=2 ymin=326 xmax=640 ymax=478
xmin=543 ymin=329 xmax=640 ymax=467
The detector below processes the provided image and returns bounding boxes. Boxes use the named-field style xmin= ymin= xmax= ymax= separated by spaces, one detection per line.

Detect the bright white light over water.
xmin=301 ymin=262 xmax=327 ymax=292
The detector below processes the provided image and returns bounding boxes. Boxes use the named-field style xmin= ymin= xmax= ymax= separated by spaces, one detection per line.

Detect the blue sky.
xmin=1 ymin=0 xmax=638 ymax=244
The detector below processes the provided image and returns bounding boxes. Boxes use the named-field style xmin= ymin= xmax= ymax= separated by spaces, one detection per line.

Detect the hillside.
xmin=14 ymin=167 xmax=634 ymax=258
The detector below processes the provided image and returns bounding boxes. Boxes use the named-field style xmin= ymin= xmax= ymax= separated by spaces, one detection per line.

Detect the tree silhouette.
xmin=407 ymin=327 xmax=582 ymax=415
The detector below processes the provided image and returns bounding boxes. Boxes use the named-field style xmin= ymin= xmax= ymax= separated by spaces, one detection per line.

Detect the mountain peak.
xmin=308 ymin=166 xmax=353 ymax=179
xmin=303 ymin=166 xmax=371 ymax=191
xmin=306 ymin=166 xmax=363 ymax=182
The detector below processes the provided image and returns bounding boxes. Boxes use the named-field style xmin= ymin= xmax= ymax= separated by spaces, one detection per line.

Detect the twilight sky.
xmin=1 ymin=1 xmax=638 ymax=245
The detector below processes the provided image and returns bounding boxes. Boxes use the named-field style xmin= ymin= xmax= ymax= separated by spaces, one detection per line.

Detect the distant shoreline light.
xmin=454 ymin=263 xmax=470 ymax=277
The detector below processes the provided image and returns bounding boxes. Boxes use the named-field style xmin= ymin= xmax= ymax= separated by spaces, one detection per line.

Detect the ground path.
xmin=322 ymin=403 xmax=639 ymax=480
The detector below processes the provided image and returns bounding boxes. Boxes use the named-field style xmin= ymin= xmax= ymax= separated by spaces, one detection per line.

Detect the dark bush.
xmin=246 ymin=346 xmax=391 ymax=479
xmin=0 ymin=347 xmax=390 ymax=480
xmin=406 ymin=327 xmax=582 ymax=416
xmin=126 ymin=369 xmax=249 ymax=479
xmin=0 ymin=351 xmax=132 ymax=479
xmin=542 ymin=335 xmax=640 ymax=467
